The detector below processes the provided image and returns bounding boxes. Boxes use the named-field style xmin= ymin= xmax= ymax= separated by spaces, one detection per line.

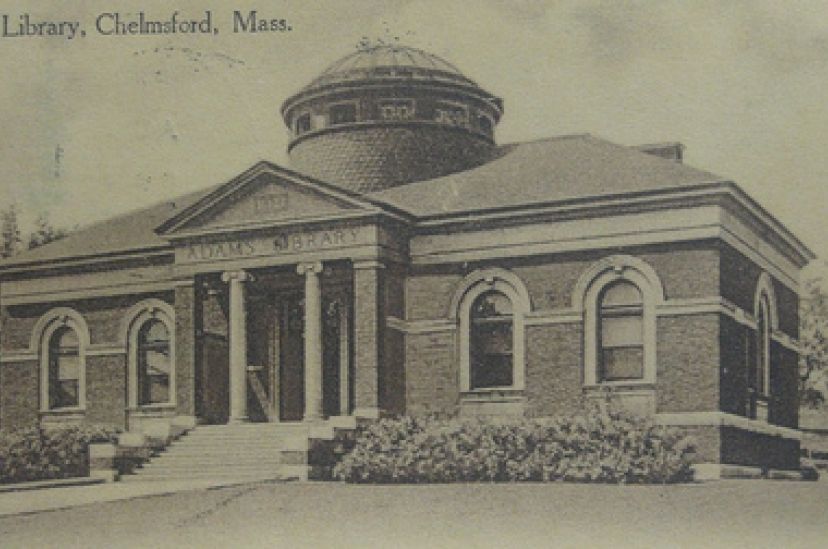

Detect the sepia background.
xmin=0 ymin=0 xmax=826 ymax=277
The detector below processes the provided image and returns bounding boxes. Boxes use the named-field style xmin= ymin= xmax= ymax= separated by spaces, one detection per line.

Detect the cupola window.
xmin=330 ymin=103 xmax=357 ymax=125
xmin=478 ymin=114 xmax=493 ymax=136
xmin=434 ymin=101 xmax=469 ymax=128
xmin=379 ymin=99 xmax=415 ymax=121
xmin=295 ymin=113 xmax=311 ymax=135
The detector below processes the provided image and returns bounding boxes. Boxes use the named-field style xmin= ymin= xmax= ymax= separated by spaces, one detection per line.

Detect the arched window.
xmin=453 ymin=269 xmax=530 ymax=393
xmin=576 ymin=255 xmax=663 ymax=387
xmin=755 ymin=293 xmax=770 ymax=398
xmin=751 ymin=273 xmax=778 ymax=421
xmin=123 ymin=299 xmax=176 ymax=409
xmin=597 ymin=281 xmax=644 ymax=382
xmin=35 ymin=308 xmax=89 ymax=413
xmin=470 ymin=291 xmax=514 ymax=389
xmin=48 ymin=327 xmax=80 ymax=409
xmin=137 ymin=319 xmax=172 ymax=405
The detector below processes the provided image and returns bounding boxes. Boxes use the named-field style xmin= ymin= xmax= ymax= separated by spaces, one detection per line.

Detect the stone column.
xmin=298 ymin=262 xmax=324 ymax=422
xmin=222 ymin=270 xmax=251 ymax=423
xmin=352 ymin=260 xmax=384 ymax=419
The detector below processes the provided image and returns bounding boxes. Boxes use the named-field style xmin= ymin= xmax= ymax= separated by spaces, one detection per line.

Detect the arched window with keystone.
xmin=451 ymin=269 xmax=531 ymax=394
xmin=751 ymin=272 xmax=778 ymax=421
xmin=574 ymin=255 xmax=664 ymax=387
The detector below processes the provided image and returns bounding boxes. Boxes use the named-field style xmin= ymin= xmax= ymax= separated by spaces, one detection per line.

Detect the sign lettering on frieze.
xmin=183 ymin=227 xmax=362 ymax=263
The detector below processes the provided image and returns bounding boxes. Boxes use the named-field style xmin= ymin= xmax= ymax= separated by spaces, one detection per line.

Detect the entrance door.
xmin=279 ymin=294 xmax=305 ymax=421
xmin=276 ymin=290 xmax=351 ymax=421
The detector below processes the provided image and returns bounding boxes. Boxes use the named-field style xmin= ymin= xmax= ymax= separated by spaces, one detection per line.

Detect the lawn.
xmin=0 ymin=480 xmax=825 ymax=548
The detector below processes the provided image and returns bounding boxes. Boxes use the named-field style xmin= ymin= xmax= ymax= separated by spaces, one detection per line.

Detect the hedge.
xmin=0 ymin=425 xmax=120 ymax=484
xmin=333 ymin=408 xmax=695 ymax=484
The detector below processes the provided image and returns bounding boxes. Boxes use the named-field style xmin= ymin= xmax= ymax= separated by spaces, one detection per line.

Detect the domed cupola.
xmin=281 ymin=44 xmax=504 ymax=193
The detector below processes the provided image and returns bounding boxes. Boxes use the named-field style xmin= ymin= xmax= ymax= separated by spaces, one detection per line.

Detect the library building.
xmin=0 ymin=45 xmax=814 ymax=476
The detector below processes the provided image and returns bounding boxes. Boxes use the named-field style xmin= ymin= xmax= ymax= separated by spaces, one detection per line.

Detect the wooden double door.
xmin=247 ymin=289 xmax=351 ymax=422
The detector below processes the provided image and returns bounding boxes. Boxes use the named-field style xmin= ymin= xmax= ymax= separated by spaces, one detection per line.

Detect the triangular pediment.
xmin=158 ymin=162 xmax=388 ymax=236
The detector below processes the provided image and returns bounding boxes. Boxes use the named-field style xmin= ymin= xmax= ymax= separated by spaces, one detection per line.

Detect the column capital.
xmin=221 ymin=270 xmax=253 ymax=283
xmin=352 ymin=259 xmax=386 ymax=271
xmin=297 ymin=261 xmax=324 ymax=276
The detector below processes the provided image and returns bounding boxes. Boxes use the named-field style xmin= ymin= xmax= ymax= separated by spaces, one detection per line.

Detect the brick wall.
xmin=720 ymin=315 xmax=750 ymax=416
xmin=289 ymin=125 xmax=495 ymax=193
xmin=719 ymin=242 xmax=799 ymax=337
xmin=1 ymin=293 xmax=174 ymax=431
xmin=175 ymin=283 xmax=201 ymax=417
xmin=774 ymin=280 xmax=800 ymax=338
xmin=405 ymin=331 xmax=458 ymax=416
xmin=381 ymin=263 xmax=407 ymax=415
xmin=403 ymin=244 xmax=723 ymax=416
xmin=406 ymin=244 xmax=721 ymax=323
xmin=86 ymin=355 xmax=126 ymax=429
xmin=771 ymin=344 xmax=800 ymax=429
xmin=353 ymin=265 xmax=381 ymax=412
xmin=1 ymin=304 xmax=40 ymax=349
xmin=0 ymin=360 xmax=38 ymax=429
xmin=199 ymin=288 xmax=228 ymax=421
xmin=1 ymin=292 xmax=173 ymax=351
xmin=656 ymin=315 xmax=720 ymax=413
xmin=525 ymin=323 xmax=583 ymax=416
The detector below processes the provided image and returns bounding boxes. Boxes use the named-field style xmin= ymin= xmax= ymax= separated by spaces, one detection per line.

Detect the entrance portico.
xmin=219 ymin=261 xmax=352 ymax=424
xmin=153 ymin=162 xmax=407 ymax=425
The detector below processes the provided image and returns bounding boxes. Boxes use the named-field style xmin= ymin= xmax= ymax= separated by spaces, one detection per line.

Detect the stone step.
xmin=157 ymin=447 xmax=296 ymax=455
xmin=125 ymin=465 xmax=309 ymax=482
xmin=161 ymin=444 xmax=307 ymax=454
xmin=132 ymin=463 xmax=282 ymax=470
xmin=163 ymin=440 xmax=290 ymax=449
xmin=124 ymin=472 xmax=288 ymax=483
xmin=138 ymin=456 xmax=287 ymax=467
xmin=192 ymin=424 xmax=311 ymax=432
xmin=118 ymin=422 xmax=338 ymax=483
xmin=137 ymin=465 xmax=287 ymax=475
xmin=170 ymin=435 xmax=303 ymax=444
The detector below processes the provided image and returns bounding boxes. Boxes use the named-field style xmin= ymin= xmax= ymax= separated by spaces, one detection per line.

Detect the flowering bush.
xmin=0 ymin=425 xmax=119 ymax=484
xmin=333 ymin=408 xmax=695 ymax=484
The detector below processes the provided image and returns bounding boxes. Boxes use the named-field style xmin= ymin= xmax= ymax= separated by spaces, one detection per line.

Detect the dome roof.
xmin=303 ymin=44 xmax=478 ymax=90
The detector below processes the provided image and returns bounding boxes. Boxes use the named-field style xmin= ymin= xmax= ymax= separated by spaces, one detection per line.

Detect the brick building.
xmin=0 ymin=45 xmax=814 ymax=473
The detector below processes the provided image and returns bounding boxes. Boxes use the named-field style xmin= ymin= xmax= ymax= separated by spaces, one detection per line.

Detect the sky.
xmin=0 ymin=0 xmax=826 ymax=278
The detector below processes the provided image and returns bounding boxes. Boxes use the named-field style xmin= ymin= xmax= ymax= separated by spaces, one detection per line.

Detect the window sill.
xmin=40 ymin=407 xmax=86 ymax=416
xmin=128 ymin=404 xmax=177 ymax=414
xmin=583 ymin=381 xmax=656 ymax=390
xmin=461 ymin=389 xmax=525 ymax=402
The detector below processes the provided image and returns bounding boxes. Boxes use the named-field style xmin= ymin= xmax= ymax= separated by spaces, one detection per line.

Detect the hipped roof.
xmin=0 ymin=134 xmax=807 ymax=270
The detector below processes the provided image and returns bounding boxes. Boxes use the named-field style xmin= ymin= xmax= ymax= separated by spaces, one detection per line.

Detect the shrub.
xmin=0 ymin=424 xmax=120 ymax=484
xmin=333 ymin=408 xmax=695 ymax=484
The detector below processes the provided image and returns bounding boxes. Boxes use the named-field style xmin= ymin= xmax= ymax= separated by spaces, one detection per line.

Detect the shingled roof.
xmin=0 ymin=134 xmax=725 ymax=269
xmin=367 ymin=134 xmax=724 ymax=217
xmin=0 ymin=185 xmax=219 ymax=268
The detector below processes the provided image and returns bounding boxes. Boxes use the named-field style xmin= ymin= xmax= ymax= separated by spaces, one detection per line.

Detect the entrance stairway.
xmin=121 ymin=422 xmax=330 ymax=483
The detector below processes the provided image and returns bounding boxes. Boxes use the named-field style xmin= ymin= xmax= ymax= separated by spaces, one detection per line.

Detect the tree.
xmin=800 ymin=278 xmax=828 ymax=409
xmin=0 ymin=204 xmax=22 ymax=258
xmin=28 ymin=213 xmax=68 ymax=250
